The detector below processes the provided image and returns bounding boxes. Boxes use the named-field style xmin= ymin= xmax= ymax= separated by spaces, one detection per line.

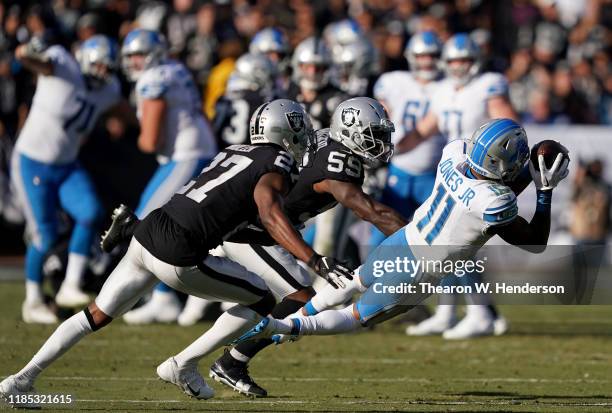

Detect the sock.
xmin=487 ymin=304 xmax=499 ymax=319
xmin=231 ymin=298 xmax=305 ymax=361
xmin=15 ymin=311 xmax=93 ymax=384
xmin=271 ymin=306 xmax=361 ymax=336
xmin=433 ymin=304 xmax=455 ymax=321
xmin=63 ymin=253 xmax=88 ymax=286
xmin=303 ymin=275 xmax=365 ymax=316
xmin=465 ymin=304 xmax=493 ymax=320
xmin=25 ymin=280 xmax=44 ymax=304
xmin=229 ymin=348 xmax=250 ymax=363
xmin=173 ymin=305 xmax=261 ymax=369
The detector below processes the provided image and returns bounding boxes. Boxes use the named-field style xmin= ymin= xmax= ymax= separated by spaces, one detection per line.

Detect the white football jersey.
xmin=430 ymin=72 xmax=509 ymax=143
xmin=16 ymin=45 xmax=120 ymax=164
xmin=374 ymin=71 xmax=445 ymax=174
xmin=404 ymin=140 xmax=517 ymax=273
xmin=135 ymin=59 xmax=217 ymax=162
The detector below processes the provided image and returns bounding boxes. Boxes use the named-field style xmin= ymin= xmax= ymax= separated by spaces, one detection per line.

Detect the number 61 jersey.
xmin=404 ymin=140 xmax=518 ymax=270
xmin=136 ymin=144 xmax=298 ymax=265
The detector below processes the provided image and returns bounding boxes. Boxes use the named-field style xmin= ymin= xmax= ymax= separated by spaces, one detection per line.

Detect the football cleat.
xmin=123 ymin=291 xmax=182 ymax=325
xmin=55 ymin=283 xmax=90 ymax=308
xmin=0 ymin=375 xmax=39 ymax=409
xmin=157 ymin=357 xmax=214 ymax=400
xmin=21 ymin=300 xmax=58 ymax=324
xmin=231 ymin=318 xmax=272 ymax=344
xmin=209 ymin=350 xmax=267 ymax=397
xmin=100 ymin=204 xmax=139 ymax=253
xmin=442 ymin=313 xmax=495 ymax=340
xmin=406 ymin=312 xmax=456 ymax=336
xmin=493 ymin=316 xmax=510 ymax=336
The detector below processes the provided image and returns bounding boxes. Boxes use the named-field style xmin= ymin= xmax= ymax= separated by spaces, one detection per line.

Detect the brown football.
xmin=530 ymin=140 xmax=569 ymax=171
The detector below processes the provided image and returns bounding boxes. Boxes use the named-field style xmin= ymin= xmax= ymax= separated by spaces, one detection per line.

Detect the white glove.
xmin=529 ymin=153 xmax=570 ymax=191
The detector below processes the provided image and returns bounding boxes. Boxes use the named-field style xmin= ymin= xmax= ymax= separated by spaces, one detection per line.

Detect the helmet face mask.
xmin=121 ymin=29 xmax=167 ymax=82
xmin=442 ymin=33 xmax=481 ymax=87
xmin=292 ymin=37 xmax=331 ymax=91
xmin=330 ymin=97 xmax=395 ymax=163
xmin=466 ymin=119 xmax=529 ymax=183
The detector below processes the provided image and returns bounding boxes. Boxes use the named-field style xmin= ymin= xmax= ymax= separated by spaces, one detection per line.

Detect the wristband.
xmin=307 ymin=253 xmax=321 ymax=269
xmin=536 ymin=190 xmax=552 ymax=213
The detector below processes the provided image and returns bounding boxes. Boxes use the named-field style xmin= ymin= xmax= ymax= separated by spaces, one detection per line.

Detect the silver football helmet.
xmin=405 ymin=31 xmax=442 ymax=81
xmin=441 ymin=33 xmax=481 ymax=87
xmin=324 ymin=19 xmax=363 ymax=51
xmin=332 ymin=35 xmax=378 ymax=80
xmin=329 ymin=97 xmax=395 ymax=162
xmin=291 ymin=36 xmax=331 ymax=91
xmin=249 ymin=99 xmax=314 ymax=164
xmin=76 ymin=35 xmax=118 ymax=86
xmin=249 ymin=27 xmax=290 ymax=71
xmin=121 ymin=28 xmax=167 ymax=81
xmin=227 ymin=52 xmax=277 ymax=93
xmin=466 ymin=118 xmax=529 ymax=182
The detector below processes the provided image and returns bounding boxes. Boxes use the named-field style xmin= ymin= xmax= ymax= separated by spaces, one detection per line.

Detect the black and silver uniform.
xmin=286 ymin=83 xmax=349 ymax=130
xmin=213 ymin=90 xmax=268 ymax=147
xmin=135 ymin=144 xmax=297 ymax=266
xmin=284 ymin=129 xmax=365 ymax=225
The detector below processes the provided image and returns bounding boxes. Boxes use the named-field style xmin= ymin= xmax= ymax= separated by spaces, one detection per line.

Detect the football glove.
xmin=529 ymin=153 xmax=570 ymax=191
xmin=308 ymin=254 xmax=353 ymax=289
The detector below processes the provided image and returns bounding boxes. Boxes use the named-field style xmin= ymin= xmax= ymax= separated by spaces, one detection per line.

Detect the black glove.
xmin=308 ymin=254 xmax=353 ymax=289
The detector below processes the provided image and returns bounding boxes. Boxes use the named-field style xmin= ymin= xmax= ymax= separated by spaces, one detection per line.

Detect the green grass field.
xmin=1 ymin=280 xmax=611 ymax=412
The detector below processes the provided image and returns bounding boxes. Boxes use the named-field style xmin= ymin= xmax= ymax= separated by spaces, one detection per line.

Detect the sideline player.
xmin=235 ymin=119 xmax=570 ymax=345
xmin=11 ymin=35 xmax=121 ymax=322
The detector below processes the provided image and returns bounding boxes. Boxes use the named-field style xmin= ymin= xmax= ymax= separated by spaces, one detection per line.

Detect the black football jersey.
xmin=284 ymin=129 xmax=365 ymax=225
xmin=135 ymin=144 xmax=297 ymax=266
xmin=213 ymin=90 xmax=267 ymax=147
xmin=286 ymin=83 xmax=350 ymax=130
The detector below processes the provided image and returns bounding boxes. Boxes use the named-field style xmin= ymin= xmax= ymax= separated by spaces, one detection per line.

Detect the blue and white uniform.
xmin=355 ymin=140 xmax=517 ymax=323
xmin=371 ymin=72 xmax=445 ymax=243
xmin=12 ymin=45 xmax=120 ymax=283
xmin=133 ymin=59 xmax=217 ymax=218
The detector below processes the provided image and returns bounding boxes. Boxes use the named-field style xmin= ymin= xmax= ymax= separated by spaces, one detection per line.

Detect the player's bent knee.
xmin=247 ymin=292 xmax=276 ymax=317
xmin=285 ymin=287 xmax=315 ymax=303
xmin=85 ymin=303 xmax=113 ymax=331
xmin=360 ymin=305 xmax=412 ymax=328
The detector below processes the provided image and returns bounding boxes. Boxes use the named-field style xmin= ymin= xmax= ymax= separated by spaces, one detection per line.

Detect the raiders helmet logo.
xmin=341 ymin=108 xmax=360 ymax=127
xmin=285 ymin=111 xmax=304 ymax=132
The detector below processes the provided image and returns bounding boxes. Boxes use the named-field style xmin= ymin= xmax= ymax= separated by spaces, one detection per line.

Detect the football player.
xmin=370 ymin=31 xmax=446 ymax=248
xmin=248 ymin=27 xmax=291 ymax=93
xmin=234 ymin=119 xmax=570 ymax=346
xmin=213 ymin=52 xmax=278 ymax=147
xmin=0 ymin=99 xmax=352 ymax=407
xmin=330 ymin=34 xmax=379 ymax=96
xmin=11 ymin=35 xmax=121 ymax=323
xmin=117 ymin=29 xmax=218 ymax=325
xmin=396 ymin=33 xmax=518 ymax=339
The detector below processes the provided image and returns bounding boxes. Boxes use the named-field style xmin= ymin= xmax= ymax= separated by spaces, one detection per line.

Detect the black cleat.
xmin=209 ymin=350 xmax=267 ymax=398
xmin=100 ymin=204 xmax=139 ymax=253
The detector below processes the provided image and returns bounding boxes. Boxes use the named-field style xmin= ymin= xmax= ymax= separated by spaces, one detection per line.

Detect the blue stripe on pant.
xmin=370 ymin=165 xmax=436 ymax=250
xmin=134 ymin=158 xmax=212 ymax=293
xmin=12 ymin=153 xmax=103 ymax=282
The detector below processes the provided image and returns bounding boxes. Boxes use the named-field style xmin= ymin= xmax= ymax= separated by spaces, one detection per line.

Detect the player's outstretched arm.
xmin=315 ymin=179 xmax=408 ymax=236
xmin=138 ymin=98 xmax=167 ymax=153
xmin=254 ymin=172 xmax=353 ymax=288
xmin=14 ymin=43 xmax=53 ymax=76
xmin=395 ymin=111 xmax=439 ymax=154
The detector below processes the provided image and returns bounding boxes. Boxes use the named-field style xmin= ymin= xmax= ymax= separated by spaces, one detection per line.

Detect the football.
xmin=530 ymin=140 xmax=570 ymax=171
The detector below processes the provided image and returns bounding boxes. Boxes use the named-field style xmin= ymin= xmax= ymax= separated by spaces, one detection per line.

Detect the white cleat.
xmin=55 ymin=283 xmax=90 ymax=308
xmin=0 ymin=375 xmax=39 ymax=409
xmin=442 ymin=314 xmax=495 ymax=340
xmin=177 ymin=297 xmax=213 ymax=327
xmin=157 ymin=357 xmax=214 ymax=400
xmin=123 ymin=291 xmax=182 ymax=325
xmin=493 ymin=316 xmax=510 ymax=336
xmin=21 ymin=301 xmax=58 ymax=324
xmin=406 ymin=313 xmax=456 ymax=336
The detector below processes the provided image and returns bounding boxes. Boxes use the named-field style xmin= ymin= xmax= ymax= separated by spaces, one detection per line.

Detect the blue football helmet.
xmin=249 ymin=27 xmax=290 ymax=71
xmin=405 ymin=31 xmax=442 ymax=81
xmin=76 ymin=35 xmax=118 ymax=84
xmin=121 ymin=29 xmax=167 ymax=81
xmin=466 ymin=119 xmax=529 ymax=182
xmin=442 ymin=33 xmax=481 ymax=86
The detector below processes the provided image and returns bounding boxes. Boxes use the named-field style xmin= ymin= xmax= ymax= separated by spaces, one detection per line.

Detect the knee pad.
xmin=248 ymin=292 xmax=276 ymax=317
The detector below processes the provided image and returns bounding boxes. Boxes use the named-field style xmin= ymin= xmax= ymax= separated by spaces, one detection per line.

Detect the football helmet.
xmin=249 ymin=99 xmax=314 ymax=164
xmin=324 ymin=19 xmax=362 ymax=51
xmin=466 ymin=118 xmax=529 ymax=182
xmin=329 ymin=97 xmax=395 ymax=162
xmin=291 ymin=36 xmax=331 ymax=91
xmin=227 ymin=52 xmax=277 ymax=93
xmin=332 ymin=35 xmax=378 ymax=80
xmin=405 ymin=31 xmax=442 ymax=81
xmin=75 ymin=35 xmax=118 ymax=86
xmin=441 ymin=33 xmax=481 ymax=87
xmin=121 ymin=28 xmax=167 ymax=81
xmin=249 ymin=27 xmax=290 ymax=70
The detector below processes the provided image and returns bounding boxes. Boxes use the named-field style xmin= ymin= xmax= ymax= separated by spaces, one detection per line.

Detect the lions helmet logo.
xmin=341 ymin=108 xmax=360 ymax=127
xmin=285 ymin=111 xmax=304 ymax=132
